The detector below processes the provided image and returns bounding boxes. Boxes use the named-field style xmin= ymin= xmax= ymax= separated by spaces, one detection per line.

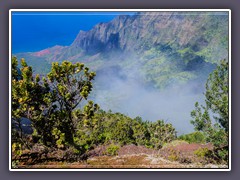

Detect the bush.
xmin=12 ymin=143 xmax=22 ymax=156
xmin=12 ymin=58 xmax=99 ymax=150
xmin=167 ymin=148 xmax=180 ymax=161
xmin=105 ymin=144 xmax=120 ymax=156
xmin=12 ymin=160 xmax=19 ymax=168
xmin=194 ymin=147 xmax=209 ymax=158
xmin=194 ymin=146 xmax=228 ymax=164
xmin=178 ymin=131 xmax=206 ymax=144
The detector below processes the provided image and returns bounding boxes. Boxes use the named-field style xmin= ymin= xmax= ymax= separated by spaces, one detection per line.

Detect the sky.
xmin=11 ymin=11 xmax=135 ymax=53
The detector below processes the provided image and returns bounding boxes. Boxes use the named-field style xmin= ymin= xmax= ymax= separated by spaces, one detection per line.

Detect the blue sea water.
xmin=11 ymin=11 xmax=135 ymax=53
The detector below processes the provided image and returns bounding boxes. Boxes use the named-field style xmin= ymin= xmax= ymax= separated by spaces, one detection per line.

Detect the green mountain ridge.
xmin=14 ymin=11 xmax=229 ymax=89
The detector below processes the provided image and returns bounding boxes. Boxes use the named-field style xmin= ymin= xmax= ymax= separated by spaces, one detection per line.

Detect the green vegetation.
xmin=12 ymin=57 xmax=99 ymax=152
xmin=11 ymin=56 xmax=229 ymax=167
xmin=178 ymin=131 xmax=206 ymax=144
xmin=105 ymin=144 xmax=120 ymax=156
xmin=73 ymin=110 xmax=177 ymax=150
xmin=191 ymin=59 xmax=229 ymax=163
xmin=11 ymin=13 xmax=229 ymax=168
xmin=194 ymin=148 xmax=209 ymax=158
xmin=15 ymin=13 xmax=228 ymax=91
xmin=11 ymin=57 xmax=177 ymax=162
xmin=168 ymin=148 xmax=180 ymax=162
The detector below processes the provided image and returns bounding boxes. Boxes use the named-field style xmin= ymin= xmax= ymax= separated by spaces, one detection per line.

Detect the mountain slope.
xmin=14 ymin=11 xmax=229 ymax=89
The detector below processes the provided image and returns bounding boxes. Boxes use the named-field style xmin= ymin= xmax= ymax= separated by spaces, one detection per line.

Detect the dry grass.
xmin=18 ymin=154 xmax=227 ymax=169
xmin=15 ymin=143 xmax=227 ymax=169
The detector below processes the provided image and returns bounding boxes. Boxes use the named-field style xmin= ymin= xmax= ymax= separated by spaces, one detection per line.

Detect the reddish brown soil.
xmin=14 ymin=143 xmax=220 ymax=169
xmin=158 ymin=142 xmax=214 ymax=164
xmin=118 ymin=144 xmax=156 ymax=156
xmin=167 ymin=143 xmax=213 ymax=152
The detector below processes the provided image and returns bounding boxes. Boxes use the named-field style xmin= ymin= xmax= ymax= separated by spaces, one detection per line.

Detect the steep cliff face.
xmin=15 ymin=11 xmax=229 ymax=89
xmin=56 ymin=12 xmax=228 ymax=62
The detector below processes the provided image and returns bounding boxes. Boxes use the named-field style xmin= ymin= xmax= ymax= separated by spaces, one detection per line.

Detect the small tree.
xmin=191 ymin=59 xmax=229 ymax=162
xmin=47 ymin=61 xmax=98 ymax=145
xmin=148 ymin=120 xmax=177 ymax=149
xmin=12 ymin=58 xmax=99 ymax=150
xmin=12 ymin=57 xmax=53 ymax=148
xmin=132 ymin=117 xmax=150 ymax=146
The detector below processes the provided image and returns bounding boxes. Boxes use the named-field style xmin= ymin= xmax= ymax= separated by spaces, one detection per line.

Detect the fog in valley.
xmin=89 ymin=61 xmax=207 ymax=135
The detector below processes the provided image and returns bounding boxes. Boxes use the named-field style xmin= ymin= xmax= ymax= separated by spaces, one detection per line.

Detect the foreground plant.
xmin=12 ymin=57 xmax=99 ymax=151
xmin=191 ymin=59 xmax=229 ymax=163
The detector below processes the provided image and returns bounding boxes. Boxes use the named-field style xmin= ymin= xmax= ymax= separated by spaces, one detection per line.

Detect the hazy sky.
xmin=11 ymin=11 xmax=135 ymax=53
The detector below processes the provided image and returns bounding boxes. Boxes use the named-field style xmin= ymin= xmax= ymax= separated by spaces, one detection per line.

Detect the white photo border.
xmin=9 ymin=9 xmax=231 ymax=171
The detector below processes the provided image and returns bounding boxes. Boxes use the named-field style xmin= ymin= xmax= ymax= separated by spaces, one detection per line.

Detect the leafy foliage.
xmin=47 ymin=61 xmax=98 ymax=145
xmin=178 ymin=131 xmax=206 ymax=144
xmin=190 ymin=59 xmax=229 ymax=162
xmin=148 ymin=120 xmax=177 ymax=149
xmin=73 ymin=110 xmax=177 ymax=150
xmin=12 ymin=57 xmax=99 ymax=151
xmin=12 ymin=57 xmax=177 ymax=163
xmin=194 ymin=147 xmax=209 ymax=158
xmin=105 ymin=144 xmax=120 ymax=156
xmin=12 ymin=57 xmax=52 ymax=148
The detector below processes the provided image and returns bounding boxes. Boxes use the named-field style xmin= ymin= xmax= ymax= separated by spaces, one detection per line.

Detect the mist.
xmin=89 ymin=61 xmax=207 ymax=135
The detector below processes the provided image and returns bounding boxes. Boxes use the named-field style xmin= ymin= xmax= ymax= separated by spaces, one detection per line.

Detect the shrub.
xmin=12 ymin=58 xmax=99 ymax=150
xmin=178 ymin=131 xmax=206 ymax=144
xmin=12 ymin=142 xmax=22 ymax=156
xmin=168 ymin=148 xmax=180 ymax=161
xmin=105 ymin=144 xmax=120 ymax=156
xmin=194 ymin=147 xmax=209 ymax=158
xmin=12 ymin=160 xmax=19 ymax=168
